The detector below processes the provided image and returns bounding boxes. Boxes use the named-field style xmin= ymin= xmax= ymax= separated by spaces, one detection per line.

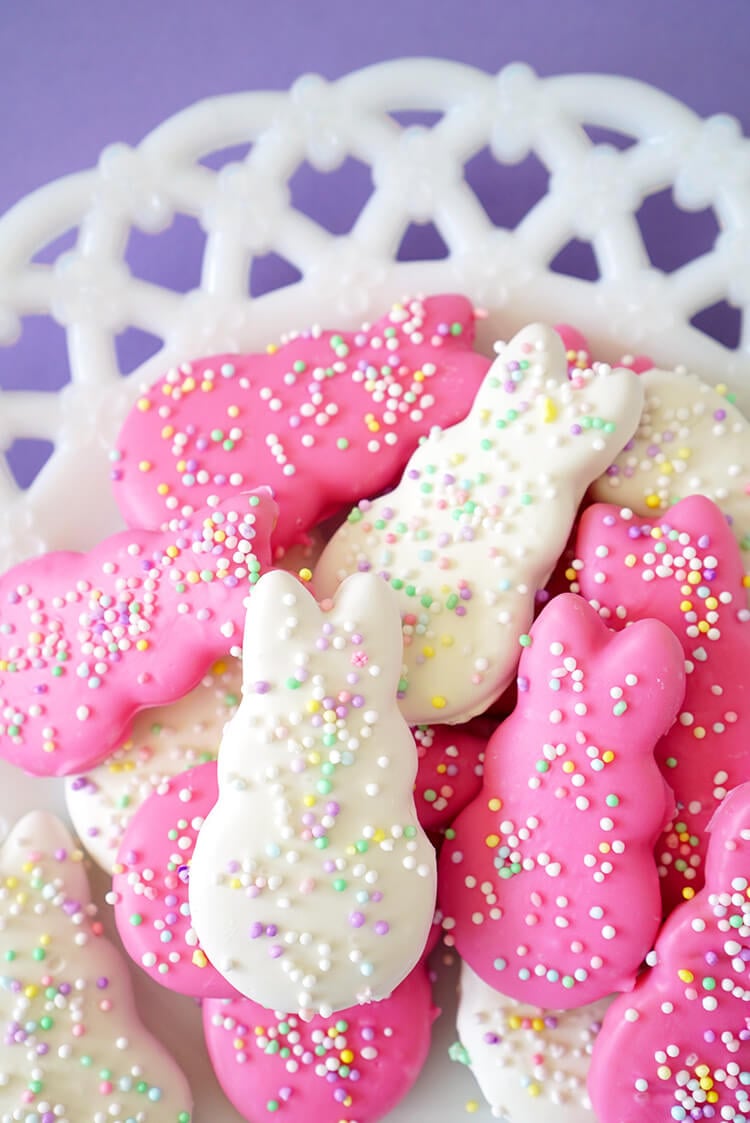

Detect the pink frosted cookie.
xmin=555 ymin=323 xmax=654 ymax=376
xmin=0 ymin=810 xmax=192 ymax=1122
xmin=588 ymin=781 xmax=750 ymax=1122
xmin=0 ymin=491 xmax=276 ymax=777
xmin=314 ymin=322 xmax=645 ymax=725
xmin=189 ymin=569 xmax=437 ymax=1016
xmin=413 ymin=722 xmax=485 ymax=834
xmin=572 ymin=495 xmax=750 ymax=913
xmin=112 ymin=295 xmax=490 ymax=553
xmin=66 ymin=656 xmax=239 ymax=872
xmin=110 ymin=760 xmax=233 ymax=998
xmin=454 ymin=958 xmax=613 ymax=1122
xmin=438 ymin=592 xmax=684 ymax=1008
xmin=203 ymin=961 xmax=436 ymax=1123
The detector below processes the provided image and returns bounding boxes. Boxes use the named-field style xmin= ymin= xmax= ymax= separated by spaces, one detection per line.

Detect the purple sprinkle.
xmin=269 ymin=944 xmax=283 ymax=958
xmin=254 ymin=681 xmax=270 ymax=694
xmin=374 ymin=921 xmax=389 ymax=936
xmin=349 ymin=911 xmax=365 ymax=928
xmin=249 ymin=922 xmax=263 ymax=939
xmin=265 ymin=924 xmax=277 ymax=937
xmin=96 ymin=977 xmax=109 ymax=989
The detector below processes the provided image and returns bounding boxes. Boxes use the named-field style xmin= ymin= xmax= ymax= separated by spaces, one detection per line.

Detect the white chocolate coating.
xmin=590 ymin=366 xmax=750 ymax=556
xmin=315 ymin=323 xmax=645 ymax=724
xmin=0 ymin=811 xmax=192 ymax=1123
xmin=456 ymin=961 xmax=611 ymax=1122
xmin=65 ymin=658 xmax=239 ymax=872
xmin=189 ymin=570 xmax=437 ymax=1016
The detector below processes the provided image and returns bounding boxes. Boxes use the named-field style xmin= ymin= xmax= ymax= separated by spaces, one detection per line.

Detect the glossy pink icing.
xmin=203 ymin=960 xmax=436 ymax=1123
xmin=438 ymin=592 xmax=684 ymax=1008
xmin=588 ymin=781 xmax=750 ymax=1122
xmin=113 ymin=295 xmax=490 ymax=553
xmin=0 ymin=492 xmax=276 ymax=776
xmin=111 ymin=760 xmax=233 ymax=998
xmin=572 ymin=495 xmax=750 ymax=913
xmin=413 ymin=722 xmax=485 ymax=834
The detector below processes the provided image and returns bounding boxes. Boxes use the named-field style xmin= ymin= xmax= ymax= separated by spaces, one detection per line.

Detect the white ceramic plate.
xmin=0 ymin=58 xmax=749 ymax=1122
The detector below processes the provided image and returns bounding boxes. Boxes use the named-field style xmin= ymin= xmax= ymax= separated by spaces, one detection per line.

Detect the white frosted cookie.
xmin=455 ymin=961 xmax=612 ymax=1122
xmin=189 ymin=569 xmax=437 ymax=1017
xmin=0 ymin=811 xmax=192 ymax=1122
xmin=315 ymin=323 xmax=644 ymax=724
xmin=590 ymin=367 xmax=750 ymax=556
xmin=65 ymin=658 xmax=239 ymax=872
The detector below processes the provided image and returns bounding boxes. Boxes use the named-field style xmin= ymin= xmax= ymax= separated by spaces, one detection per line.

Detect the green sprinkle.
xmin=519 ymin=634 xmax=532 ymax=648
xmin=612 ymin=700 xmax=628 ymax=716
xmin=286 ymin=677 xmax=301 ymax=690
xmin=336 ymin=437 xmax=349 ymax=450
xmin=605 ymin=794 xmax=620 ymax=807
xmin=535 ymin=760 xmax=549 ymax=773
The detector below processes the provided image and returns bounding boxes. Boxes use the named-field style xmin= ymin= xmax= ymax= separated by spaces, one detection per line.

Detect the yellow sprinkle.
xmin=432 ymin=695 xmax=447 ymax=709
xmin=707 ymin=1090 xmax=719 ymax=1103
xmin=138 ymin=460 xmax=152 ymax=473
xmin=541 ymin=396 xmax=557 ymax=423
xmin=680 ymin=600 xmax=693 ymax=612
xmin=693 ymin=726 xmax=706 ymax=739
xmin=624 ymin=554 xmax=637 ymax=568
xmin=323 ymin=710 xmax=337 ymax=724
xmin=527 ymin=1084 xmax=541 ymax=1098
xmin=437 ymin=763 xmax=447 ymax=774
xmin=485 ymin=834 xmax=500 ymax=848
xmin=657 ymin=1065 xmax=671 ymax=1080
xmin=162 ymin=383 xmax=173 ymax=396
xmin=373 ymin=829 xmax=386 ymax=843
xmin=678 ymin=969 xmax=694 ymax=983
xmin=213 ymin=660 xmax=227 ymax=675
xmin=531 ymin=1018 xmax=544 ymax=1032
xmin=562 ymin=760 xmax=575 ymax=773
xmin=135 ymin=640 xmax=149 ymax=652
xmin=422 ymin=646 xmax=435 ymax=658
xmin=449 ymin=452 xmax=465 ymax=466
xmin=651 ymin=527 xmax=663 ymax=539
xmin=233 ymin=1037 xmax=245 ymax=1050
xmin=39 ymin=933 xmax=51 ymax=947
xmin=192 ymin=949 xmax=208 ymax=968
xmin=137 ymin=397 xmax=151 ymax=411
xmin=166 ymin=545 xmax=179 ymax=558
xmin=695 ymin=1065 xmax=710 ymax=1079
xmin=340 ymin=1049 xmax=354 ymax=1064
xmin=21 ymin=862 xmax=33 ymax=874
xmin=705 ymin=597 xmax=718 ymax=610
xmin=413 ymin=370 xmax=425 ymax=383
xmin=229 ymin=878 xmax=242 ymax=890
xmin=508 ymin=1015 xmax=521 ymax=1030
xmin=266 ymin=343 xmax=278 ymax=354
xmin=183 ymin=377 xmax=196 ymax=392
xmin=299 ymin=568 xmax=313 ymax=583
xmin=602 ymin=751 xmax=615 ymax=763
xmin=306 ymin=700 xmax=321 ymax=714
xmin=744 ymin=574 xmax=750 ymax=588
xmin=303 ymin=795 xmax=315 ymax=808
xmin=200 ymin=380 xmax=213 ymax=392
xmin=308 ymin=752 xmax=321 ymax=766
xmin=677 ymin=447 xmax=691 ymax=460
xmin=228 ymin=405 xmax=240 ymax=418
xmin=488 ymin=798 xmax=502 ymax=812
xmin=24 ymin=985 xmax=39 ymax=999
xmin=599 ymin=842 xmax=611 ymax=854
xmin=645 ymin=494 xmax=661 ymax=509
xmin=42 ymin=741 xmax=55 ymax=753
xmin=682 ymin=887 xmax=696 ymax=902
xmin=186 ymin=571 xmax=200 ymax=584
xmin=177 ymin=459 xmax=187 ymax=473
xmin=465 ymin=1102 xmax=480 ymax=1114
xmin=440 ymin=634 xmax=454 ymax=647
xmin=157 ymin=483 xmax=170 ymax=496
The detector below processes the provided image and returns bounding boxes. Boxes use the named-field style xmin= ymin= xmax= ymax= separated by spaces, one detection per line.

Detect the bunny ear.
xmin=327 ymin=572 xmax=404 ymax=693
xmin=1 ymin=811 xmax=91 ymax=906
xmin=240 ymin=569 xmax=320 ymax=693
xmin=469 ymin=322 xmax=565 ymax=420
xmin=705 ymin=782 xmax=750 ymax=887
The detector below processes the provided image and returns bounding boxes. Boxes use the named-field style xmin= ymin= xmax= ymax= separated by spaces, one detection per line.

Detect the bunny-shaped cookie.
xmin=0 ymin=491 xmax=276 ymax=776
xmin=113 ymin=295 xmax=490 ymax=552
xmin=589 ymin=781 xmax=750 ymax=1122
xmin=315 ymin=322 xmax=644 ymax=725
xmin=573 ymin=495 xmax=750 ymax=913
xmin=0 ymin=811 xmax=192 ymax=1122
xmin=439 ymin=593 xmax=684 ymax=1008
xmin=189 ymin=569 xmax=437 ymax=1016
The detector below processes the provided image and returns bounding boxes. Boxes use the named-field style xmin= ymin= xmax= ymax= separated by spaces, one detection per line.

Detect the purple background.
xmin=1 ymin=0 xmax=749 ymax=483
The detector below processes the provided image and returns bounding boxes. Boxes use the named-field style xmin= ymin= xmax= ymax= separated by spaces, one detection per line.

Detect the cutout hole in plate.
xmin=199 ymin=143 xmax=253 ymax=172
xmin=690 ymin=299 xmax=741 ymax=350
xmin=464 ymin=147 xmax=550 ymax=231
xmin=638 ymin=188 xmax=720 ymax=274
xmin=125 ymin=212 xmax=207 ymax=295
xmin=582 ymin=124 xmax=638 ymax=151
xmin=30 ymin=227 xmax=78 ymax=266
xmin=5 ymin=437 xmax=55 ymax=489
xmin=115 ymin=326 xmax=165 ymax=377
xmin=288 ymin=156 xmax=373 ymax=235
xmin=249 ymin=252 xmax=303 ymax=298
xmin=0 ymin=315 xmax=70 ymax=393
xmin=549 ymin=239 xmax=599 ymax=282
xmin=389 ymin=110 xmax=445 ymax=129
xmin=397 ymin=221 xmax=450 ymax=262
